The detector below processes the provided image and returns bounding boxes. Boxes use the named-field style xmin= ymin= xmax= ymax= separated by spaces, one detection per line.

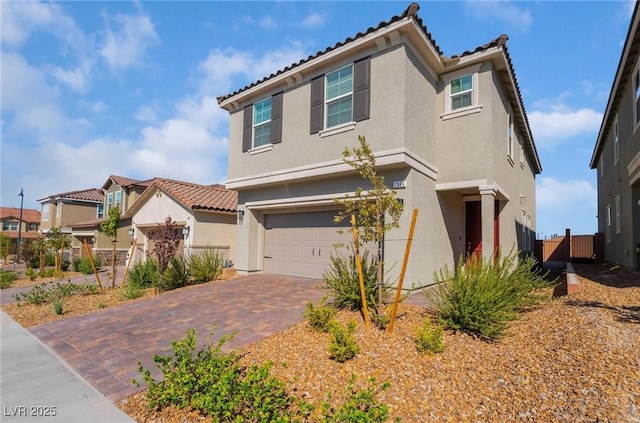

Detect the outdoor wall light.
xmin=128 ymin=228 xmax=134 ymax=236
xmin=237 ymin=210 xmax=245 ymax=222
xmin=182 ymin=226 xmax=190 ymax=237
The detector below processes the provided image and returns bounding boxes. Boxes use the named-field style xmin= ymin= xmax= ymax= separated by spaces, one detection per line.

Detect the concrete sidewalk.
xmin=0 ymin=310 xmax=133 ymax=423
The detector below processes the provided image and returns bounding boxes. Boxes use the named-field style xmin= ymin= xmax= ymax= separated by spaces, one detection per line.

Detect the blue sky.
xmin=0 ymin=1 xmax=634 ymax=237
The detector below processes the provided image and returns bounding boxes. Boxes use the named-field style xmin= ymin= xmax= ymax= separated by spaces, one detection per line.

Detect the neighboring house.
xmin=590 ymin=1 xmax=640 ymax=269
xmin=217 ymin=2 xmax=541 ymax=284
xmin=0 ymin=207 xmax=41 ymax=260
xmin=69 ymin=175 xmax=152 ymax=264
xmin=123 ymin=178 xmax=238 ymax=265
xmin=37 ymin=188 xmax=104 ymax=235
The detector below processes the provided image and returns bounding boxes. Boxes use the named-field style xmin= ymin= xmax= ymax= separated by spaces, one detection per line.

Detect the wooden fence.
xmin=534 ymin=229 xmax=604 ymax=270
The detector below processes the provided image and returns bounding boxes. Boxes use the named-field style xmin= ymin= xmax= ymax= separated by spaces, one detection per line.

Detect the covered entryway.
xmin=263 ymin=211 xmax=353 ymax=279
xmin=465 ymin=199 xmax=500 ymax=260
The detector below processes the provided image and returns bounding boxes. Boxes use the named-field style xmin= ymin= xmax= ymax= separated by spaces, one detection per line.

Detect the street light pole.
xmin=17 ymin=188 xmax=24 ymax=266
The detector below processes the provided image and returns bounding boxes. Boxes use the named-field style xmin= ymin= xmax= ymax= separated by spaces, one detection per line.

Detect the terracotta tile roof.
xmin=1 ymin=231 xmax=43 ymax=240
xmin=68 ymin=218 xmax=106 ymax=229
xmin=37 ymin=188 xmax=104 ymax=203
xmin=101 ymin=175 xmax=153 ymax=190
xmin=153 ymin=178 xmax=237 ymax=212
xmin=0 ymin=207 xmax=41 ymax=222
xmin=217 ymin=3 xmax=441 ymax=104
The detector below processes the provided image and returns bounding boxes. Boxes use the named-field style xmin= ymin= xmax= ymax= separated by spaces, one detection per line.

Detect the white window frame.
xmin=606 ymin=204 xmax=612 ymax=243
xmin=252 ymin=97 xmax=272 ymax=148
xmin=441 ymin=64 xmax=482 ymax=120
xmin=97 ymin=203 xmax=104 ymax=219
xmin=507 ymin=110 xmax=514 ymax=163
xmin=107 ymin=192 xmax=113 ymax=207
xmin=614 ymin=114 xmax=619 ymax=165
xmin=2 ymin=221 xmax=18 ymax=231
xmin=615 ymin=195 xmax=621 ymax=234
xmin=56 ymin=201 xmax=62 ymax=218
xmin=42 ymin=204 xmax=49 ymax=222
xmin=519 ymin=139 xmax=525 ymax=168
xmin=325 ymin=64 xmax=354 ymax=129
xmin=115 ymin=190 xmax=122 ymax=206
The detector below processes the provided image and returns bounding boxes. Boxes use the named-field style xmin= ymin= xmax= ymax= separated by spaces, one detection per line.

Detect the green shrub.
xmin=96 ymin=301 xmax=107 ymax=309
xmin=13 ymin=281 xmax=99 ymax=305
xmin=0 ymin=270 xmax=18 ymax=289
xmin=189 ymin=248 xmax=223 ymax=283
xmin=61 ymin=260 xmax=70 ymax=271
xmin=304 ymin=296 xmax=337 ymax=332
xmin=415 ymin=318 xmax=444 ymax=354
xmin=121 ymin=283 xmax=144 ymax=300
xmin=328 ymin=321 xmax=359 ymax=362
xmin=133 ymin=328 xmax=295 ymax=421
xmin=429 ymin=250 xmax=551 ymax=340
xmin=52 ymin=298 xmax=64 ymax=315
xmin=323 ymin=248 xmax=390 ymax=311
xmin=159 ymin=255 xmax=190 ymax=292
xmin=317 ymin=376 xmax=392 ymax=422
xmin=25 ymin=267 xmax=37 ymax=281
xmin=128 ymin=259 xmax=159 ymax=289
xmin=73 ymin=257 xmax=100 ymax=274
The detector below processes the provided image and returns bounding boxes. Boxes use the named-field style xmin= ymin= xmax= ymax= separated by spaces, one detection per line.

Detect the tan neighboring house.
xmin=123 ymin=178 xmax=238 ymax=265
xmin=69 ymin=175 xmax=152 ymax=264
xmin=217 ymin=3 xmax=541 ymax=284
xmin=0 ymin=207 xmax=41 ymax=262
xmin=37 ymin=188 xmax=104 ymax=235
xmin=590 ymin=1 xmax=640 ymax=269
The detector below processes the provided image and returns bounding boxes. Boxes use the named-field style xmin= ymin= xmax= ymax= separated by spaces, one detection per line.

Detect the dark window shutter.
xmin=353 ymin=56 xmax=371 ymax=122
xmin=270 ymin=92 xmax=283 ymax=144
xmin=310 ymin=75 xmax=324 ymax=134
xmin=242 ymin=105 xmax=253 ymax=152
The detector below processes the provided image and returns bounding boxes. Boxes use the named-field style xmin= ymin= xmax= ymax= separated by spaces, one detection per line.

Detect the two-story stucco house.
xmin=0 ymin=207 xmax=41 ymax=262
xmin=217 ymin=3 xmax=542 ymax=285
xmin=591 ymin=1 xmax=640 ymax=269
xmin=37 ymin=188 xmax=104 ymax=235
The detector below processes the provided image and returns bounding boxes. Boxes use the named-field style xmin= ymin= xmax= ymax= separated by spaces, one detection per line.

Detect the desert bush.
xmin=317 ymin=376 xmax=392 ymax=422
xmin=415 ymin=318 xmax=444 ymax=354
xmin=73 ymin=257 xmax=101 ymax=274
xmin=25 ymin=267 xmax=37 ymax=281
xmin=304 ymin=296 xmax=337 ymax=332
xmin=133 ymin=328 xmax=294 ymax=421
xmin=159 ymin=255 xmax=190 ymax=292
xmin=121 ymin=283 xmax=144 ymax=300
xmin=429 ymin=250 xmax=551 ymax=340
xmin=52 ymin=298 xmax=64 ymax=315
xmin=0 ymin=270 xmax=18 ymax=289
xmin=13 ymin=281 xmax=99 ymax=305
xmin=128 ymin=259 xmax=159 ymax=289
xmin=323 ymin=249 xmax=390 ymax=311
xmin=189 ymin=248 xmax=223 ymax=283
xmin=328 ymin=321 xmax=359 ymax=362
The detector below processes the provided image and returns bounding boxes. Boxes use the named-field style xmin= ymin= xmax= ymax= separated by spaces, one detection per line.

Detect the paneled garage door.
xmin=264 ymin=211 xmax=353 ymax=279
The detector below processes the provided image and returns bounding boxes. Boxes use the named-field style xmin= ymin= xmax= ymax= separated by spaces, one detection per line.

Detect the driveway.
xmin=28 ymin=274 xmax=326 ymax=402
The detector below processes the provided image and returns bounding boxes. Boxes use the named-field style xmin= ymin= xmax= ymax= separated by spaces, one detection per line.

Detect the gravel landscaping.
xmin=117 ymin=263 xmax=640 ymax=422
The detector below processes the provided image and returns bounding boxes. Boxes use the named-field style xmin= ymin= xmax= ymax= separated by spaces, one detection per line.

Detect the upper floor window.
xmin=606 ymin=204 xmax=612 ymax=243
xmin=107 ymin=192 xmax=113 ymax=207
xmin=613 ymin=115 xmax=619 ymax=165
xmin=115 ymin=190 xmax=122 ymax=206
xmin=519 ymin=139 xmax=524 ymax=167
xmin=507 ymin=112 xmax=514 ymax=160
xmin=253 ymin=98 xmax=272 ymax=148
xmin=97 ymin=203 xmax=104 ymax=219
xmin=3 ymin=221 xmax=18 ymax=231
xmin=325 ymin=65 xmax=353 ymax=128
xmin=42 ymin=204 xmax=49 ymax=222
xmin=451 ymin=75 xmax=473 ymax=111
xmin=56 ymin=201 xmax=62 ymax=218
xmin=310 ymin=56 xmax=370 ymax=135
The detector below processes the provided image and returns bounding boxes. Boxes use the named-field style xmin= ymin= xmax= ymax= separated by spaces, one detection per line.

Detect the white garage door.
xmin=264 ymin=211 xmax=354 ymax=279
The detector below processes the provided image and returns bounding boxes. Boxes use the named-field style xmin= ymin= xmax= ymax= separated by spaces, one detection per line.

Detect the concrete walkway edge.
xmin=0 ymin=310 xmax=133 ymax=422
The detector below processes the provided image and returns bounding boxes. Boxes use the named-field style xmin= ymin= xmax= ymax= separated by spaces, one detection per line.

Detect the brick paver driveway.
xmin=29 ymin=274 xmax=325 ymax=402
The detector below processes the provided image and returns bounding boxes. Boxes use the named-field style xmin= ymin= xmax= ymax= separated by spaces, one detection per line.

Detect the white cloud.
xmin=51 ymin=60 xmax=93 ymax=93
xmin=259 ymin=15 xmax=278 ymax=30
xmin=529 ymin=108 xmax=602 ymax=148
xmin=465 ymin=0 xmax=532 ymax=31
xmin=1 ymin=1 xmax=59 ymax=47
xmin=536 ymin=177 xmax=597 ymax=235
xmin=100 ymin=12 xmax=159 ymax=71
xmin=300 ymin=12 xmax=325 ymax=29
xmin=135 ymin=106 xmax=158 ymax=123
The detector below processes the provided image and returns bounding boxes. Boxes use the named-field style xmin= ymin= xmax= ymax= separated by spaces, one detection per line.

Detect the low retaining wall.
xmin=566 ymin=262 xmax=581 ymax=295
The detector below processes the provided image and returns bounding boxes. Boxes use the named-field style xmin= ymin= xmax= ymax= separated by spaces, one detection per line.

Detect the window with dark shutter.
xmin=353 ymin=56 xmax=370 ymax=122
xmin=310 ymin=76 xmax=324 ymax=134
xmin=270 ymin=92 xmax=283 ymax=144
xmin=242 ymin=105 xmax=253 ymax=152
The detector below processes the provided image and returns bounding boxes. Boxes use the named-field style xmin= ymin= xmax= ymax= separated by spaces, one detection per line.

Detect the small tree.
xmin=334 ymin=135 xmax=404 ymax=316
xmin=0 ymin=233 xmax=12 ymax=265
xmin=147 ymin=216 xmax=181 ymax=294
xmin=100 ymin=207 xmax=121 ymax=288
xmin=47 ymin=227 xmax=71 ymax=273
xmin=30 ymin=235 xmax=48 ymax=272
